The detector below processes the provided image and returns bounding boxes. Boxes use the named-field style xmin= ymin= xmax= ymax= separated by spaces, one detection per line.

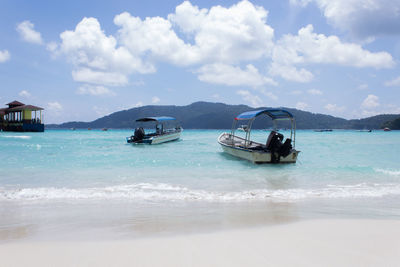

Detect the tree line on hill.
xmin=46 ymin=101 xmax=400 ymax=130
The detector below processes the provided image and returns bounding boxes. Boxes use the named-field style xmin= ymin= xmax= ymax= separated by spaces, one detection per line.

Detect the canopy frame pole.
xmin=293 ymin=119 xmax=296 ymax=148
xmin=245 ymin=118 xmax=255 ymax=147
xmin=231 ymin=120 xmax=237 ymax=140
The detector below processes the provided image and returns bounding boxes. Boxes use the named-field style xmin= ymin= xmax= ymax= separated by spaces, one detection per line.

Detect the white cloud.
xmin=114 ymin=12 xmax=199 ymax=66
xmin=269 ymin=62 xmax=313 ymax=83
xmin=270 ymin=24 xmax=394 ymax=82
xmin=134 ymin=102 xmax=143 ymax=107
xmin=295 ymin=102 xmax=309 ymax=110
xmin=0 ymin=50 xmax=10 ymax=63
xmin=51 ymin=1 xmax=396 ymax=91
xmin=151 ymin=96 xmax=160 ymax=104
xmin=361 ymin=94 xmax=379 ymax=109
xmin=324 ymin=103 xmax=345 ymax=112
xmin=46 ymin=42 xmax=58 ymax=52
xmin=385 ymin=76 xmax=400 ymax=87
xmin=260 ymin=90 xmax=278 ymax=101
xmin=290 ymin=0 xmax=313 ymax=7
xmin=76 ymin=84 xmax=116 ymax=96
xmin=212 ymin=94 xmax=220 ymax=99
xmin=52 ymin=1 xmax=278 ymax=89
xmin=361 ymin=109 xmax=380 ymax=117
xmin=384 ymin=104 xmax=400 ymax=114
xmin=72 ymin=68 xmax=128 ymax=86
xmin=57 ymin=17 xmax=155 ymax=87
xmin=168 ymin=1 xmax=275 ymax=65
xmin=16 ymin=20 xmax=43 ymax=44
xmin=237 ymin=90 xmax=263 ymax=107
xmin=47 ymin=101 xmax=63 ymax=111
xmin=197 ymin=63 xmax=276 ymax=87
xmin=19 ymin=90 xmax=31 ymax=98
xmin=359 ymin=103 xmax=400 ymax=117
xmin=358 ymin=83 xmax=368 ymax=90
xmin=92 ymin=106 xmax=110 ymax=117
xmin=291 ymin=0 xmax=400 ymax=39
xmin=307 ymin=89 xmax=322 ymax=95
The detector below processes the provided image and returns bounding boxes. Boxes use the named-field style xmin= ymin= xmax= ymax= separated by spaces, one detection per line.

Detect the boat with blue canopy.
xmin=218 ymin=109 xmax=299 ymax=163
xmin=126 ymin=116 xmax=182 ymax=144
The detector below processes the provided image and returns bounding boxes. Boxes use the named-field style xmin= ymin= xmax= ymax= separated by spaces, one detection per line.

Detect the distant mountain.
xmin=382 ymin=116 xmax=400 ymax=130
xmin=46 ymin=101 xmax=399 ymax=130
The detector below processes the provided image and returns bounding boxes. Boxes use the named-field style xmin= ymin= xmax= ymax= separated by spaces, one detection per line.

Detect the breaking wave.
xmin=1 ymin=182 xmax=400 ymax=202
xmin=1 ymin=135 xmax=31 ymax=139
xmin=374 ymin=168 xmax=400 ymax=176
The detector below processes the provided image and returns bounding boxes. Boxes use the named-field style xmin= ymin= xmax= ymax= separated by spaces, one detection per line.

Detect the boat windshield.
xmin=231 ymin=109 xmax=296 ymax=148
xmin=134 ymin=119 xmax=181 ymax=135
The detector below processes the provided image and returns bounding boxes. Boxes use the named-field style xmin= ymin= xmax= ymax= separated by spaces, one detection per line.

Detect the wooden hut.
xmin=0 ymin=101 xmax=44 ymax=132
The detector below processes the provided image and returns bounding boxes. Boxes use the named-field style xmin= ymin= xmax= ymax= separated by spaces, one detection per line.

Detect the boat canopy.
xmin=235 ymin=109 xmax=293 ymax=121
xmin=136 ymin=116 xmax=176 ymax=122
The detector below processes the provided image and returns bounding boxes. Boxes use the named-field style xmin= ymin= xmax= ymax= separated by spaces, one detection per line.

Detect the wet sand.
xmin=1 ymin=219 xmax=399 ymax=267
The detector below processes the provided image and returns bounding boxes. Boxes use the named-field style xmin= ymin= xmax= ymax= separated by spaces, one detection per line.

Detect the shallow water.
xmin=1 ymin=129 xmax=399 ymax=240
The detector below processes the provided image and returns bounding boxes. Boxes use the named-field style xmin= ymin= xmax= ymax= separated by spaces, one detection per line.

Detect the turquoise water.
xmin=1 ymin=129 xmax=400 ymax=240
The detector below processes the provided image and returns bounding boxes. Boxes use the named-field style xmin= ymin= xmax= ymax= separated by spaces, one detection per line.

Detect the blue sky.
xmin=1 ymin=0 xmax=400 ymax=123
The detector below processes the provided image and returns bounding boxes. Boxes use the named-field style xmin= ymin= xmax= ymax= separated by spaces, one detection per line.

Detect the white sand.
xmin=1 ymin=219 xmax=399 ymax=267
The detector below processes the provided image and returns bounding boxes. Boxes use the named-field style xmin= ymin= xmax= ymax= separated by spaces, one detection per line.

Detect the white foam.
xmin=2 ymin=135 xmax=31 ymax=139
xmin=374 ymin=168 xmax=400 ymax=176
xmin=1 ymin=182 xmax=400 ymax=202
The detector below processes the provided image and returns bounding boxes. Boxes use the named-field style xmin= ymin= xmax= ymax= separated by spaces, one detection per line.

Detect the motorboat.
xmin=126 ymin=116 xmax=182 ymax=144
xmin=314 ymin=129 xmax=332 ymax=132
xmin=218 ymin=109 xmax=299 ymax=163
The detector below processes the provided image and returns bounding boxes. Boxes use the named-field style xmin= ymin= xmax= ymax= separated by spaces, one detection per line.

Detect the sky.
xmin=1 ymin=0 xmax=400 ymax=123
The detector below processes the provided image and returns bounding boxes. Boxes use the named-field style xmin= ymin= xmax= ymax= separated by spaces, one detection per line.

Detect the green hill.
xmin=46 ymin=101 xmax=399 ymax=130
xmin=382 ymin=116 xmax=400 ymax=130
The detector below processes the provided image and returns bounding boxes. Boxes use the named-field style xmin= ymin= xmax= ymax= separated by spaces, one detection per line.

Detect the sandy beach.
xmin=1 ymin=219 xmax=399 ymax=267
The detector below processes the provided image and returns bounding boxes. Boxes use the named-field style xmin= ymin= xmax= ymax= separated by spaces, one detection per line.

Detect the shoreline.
xmin=1 ymin=219 xmax=399 ymax=267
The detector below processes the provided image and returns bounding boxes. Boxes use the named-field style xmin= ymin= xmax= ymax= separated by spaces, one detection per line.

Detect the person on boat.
xmin=156 ymin=123 xmax=163 ymax=135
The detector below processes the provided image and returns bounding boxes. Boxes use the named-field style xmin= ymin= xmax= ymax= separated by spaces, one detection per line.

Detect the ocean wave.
xmin=374 ymin=168 xmax=400 ymax=176
xmin=1 ymin=135 xmax=31 ymax=139
xmin=1 ymin=182 xmax=400 ymax=202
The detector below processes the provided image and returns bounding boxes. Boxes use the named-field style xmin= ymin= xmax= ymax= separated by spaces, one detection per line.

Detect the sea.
xmin=1 ymin=129 xmax=400 ymax=241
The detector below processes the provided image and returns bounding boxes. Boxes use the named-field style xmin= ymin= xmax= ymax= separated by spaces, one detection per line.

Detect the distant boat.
xmin=102 ymin=128 xmax=108 ymax=131
xmin=88 ymin=128 xmax=92 ymax=130
xmin=383 ymin=127 xmax=391 ymax=131
xmin=218 ymin=109 xmax=299 ymax=164
xmin=314 ymin=129 xmax=333 ymax=132
xmin=71 ymin=128 xmax=76 ymax=131
xmin=126 ymin=116 xmax=182 ymax=145
xmin=357 ymin=129 xmax=372 ymax=132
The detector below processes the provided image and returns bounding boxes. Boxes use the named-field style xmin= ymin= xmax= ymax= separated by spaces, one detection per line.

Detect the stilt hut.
xmin=0 ymin=101 xmax=44 ymax=132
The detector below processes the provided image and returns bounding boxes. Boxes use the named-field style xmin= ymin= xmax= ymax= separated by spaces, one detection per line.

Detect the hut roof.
xmin=7 ymin=100 xmax=25 ymax=106
xmin=7 ymin=104 xmax=44 ymax=111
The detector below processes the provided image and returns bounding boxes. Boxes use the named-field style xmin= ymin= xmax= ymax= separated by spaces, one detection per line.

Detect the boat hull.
xmin=127 ymin=130 xmax=181 ymax=145
xmin=218 ymin=133 xmax=299 ymax=163
xmin=149 ymin=131 xmax=181 ymax=144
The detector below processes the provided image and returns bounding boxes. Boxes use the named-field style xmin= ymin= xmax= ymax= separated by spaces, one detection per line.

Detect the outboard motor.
xmin=266 ymin=131 xmax=284 ymax=163
xmin=134 ymin=127 xmax=145 ymax=140
xmin=130 ymin=127 xmax=145 ymax=142
xmin=279 ymin=138 xmax=292 ymax=158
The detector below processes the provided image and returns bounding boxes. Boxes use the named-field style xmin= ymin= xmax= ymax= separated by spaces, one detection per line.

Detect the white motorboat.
xmin=126 ymin=116 xmax=182 ymax=144
xmin=218 ymin=109 xmax=299 ymax=163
